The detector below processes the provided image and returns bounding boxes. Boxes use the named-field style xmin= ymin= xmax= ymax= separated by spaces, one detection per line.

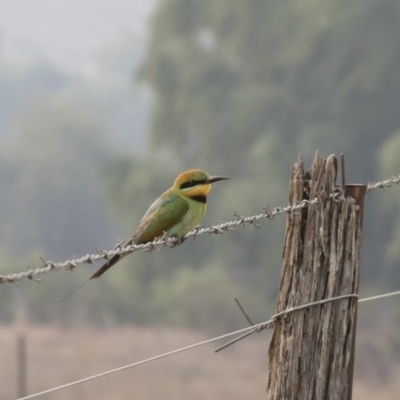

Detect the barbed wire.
xmin=17 ymin=289 xmax=400 ymax=400
xmin=1 ymin=173 xmax=399 ymax=285
xmin=0 ymin=197 xmax=325 ymax=284
xmin=367 ymin=173 xmax=400 ymax=192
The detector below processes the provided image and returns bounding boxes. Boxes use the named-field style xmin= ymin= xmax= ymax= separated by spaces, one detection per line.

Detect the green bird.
xmin=90 ymin=169 xmax=229 ymax=279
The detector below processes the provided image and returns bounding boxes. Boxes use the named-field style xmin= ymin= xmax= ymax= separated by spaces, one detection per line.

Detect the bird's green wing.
xmin=132 ymin=194 xmax=189 ymax=244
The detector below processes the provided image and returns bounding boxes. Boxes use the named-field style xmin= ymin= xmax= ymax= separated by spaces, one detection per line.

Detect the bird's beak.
xmin=204 ymin=175 xmax=230 ymax=184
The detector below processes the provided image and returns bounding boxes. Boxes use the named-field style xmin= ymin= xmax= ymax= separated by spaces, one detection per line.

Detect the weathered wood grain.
xmin=267 ymin=153 xmax=366 ymax=400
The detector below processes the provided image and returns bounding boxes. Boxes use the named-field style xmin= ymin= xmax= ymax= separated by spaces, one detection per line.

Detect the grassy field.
xmin=0 ymin=324 xmax=399 ymax=399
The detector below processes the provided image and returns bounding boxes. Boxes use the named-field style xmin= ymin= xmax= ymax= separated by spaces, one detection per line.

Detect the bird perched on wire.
xmin=90 ymin=169 xmax=229 ymax=279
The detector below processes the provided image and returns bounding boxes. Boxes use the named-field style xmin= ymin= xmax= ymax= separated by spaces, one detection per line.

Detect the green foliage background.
xmin=1 ymin=0 xmax=400 ymax=335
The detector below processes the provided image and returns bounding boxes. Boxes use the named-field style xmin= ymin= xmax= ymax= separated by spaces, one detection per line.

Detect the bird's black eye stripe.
xmin=191 ymin=195 xmax=207 ymax=203
xmin=180 ymin=179 xmax=207 ymax=189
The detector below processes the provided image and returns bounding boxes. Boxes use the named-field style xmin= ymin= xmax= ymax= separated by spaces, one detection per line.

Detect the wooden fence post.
xmin=17 ymin=333 xmax=27 ymax=398
xmin=15 ymin=286 xmax=28 ymax=398
xmin=267 ymin=153 xmax=366 ymax=400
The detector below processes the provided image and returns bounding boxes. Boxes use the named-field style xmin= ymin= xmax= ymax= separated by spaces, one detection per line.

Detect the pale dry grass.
xmin=0 ymin=325 xmax=399 ymax=400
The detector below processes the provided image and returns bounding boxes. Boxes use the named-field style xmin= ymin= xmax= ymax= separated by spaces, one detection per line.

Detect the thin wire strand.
xmin=215 ymin=290 xmax=400 ymax=353
xmin=215 ymin=290 xmax=400 ymax=352
xmin=2 ymin=173 xmax=399 ymax=285
xmin=17 ymin=318 xmax=274 ymax=400
xmin=17 ymin=290 xmax=400 ymax=400
xmin=215 ymin=293 xmax=359 ymax=352
xmin=358 ymin=290 xmax=400 ymax=303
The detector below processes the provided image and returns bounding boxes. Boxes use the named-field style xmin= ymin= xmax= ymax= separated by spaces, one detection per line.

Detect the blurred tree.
xmin=0 ymin=97 xmax=118 ymax=259
xmin=142 ymin=0 xmax=400 ymax=177
xmin=139 ymin=0 xmax=400 ymax=294
xmin=94 ymin=32 xmax=151 ymax=154
xmin=377 ymin=132 xmax=400 ymax=285
xmin=0 ymin=60 xmax=66 ymax=137
xmin=3 ymin=0 xmax=400 ymax=330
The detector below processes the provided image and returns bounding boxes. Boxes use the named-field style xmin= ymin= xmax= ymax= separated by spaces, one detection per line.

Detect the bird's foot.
xmin=171 ymin=236 xmax=185 ymax=247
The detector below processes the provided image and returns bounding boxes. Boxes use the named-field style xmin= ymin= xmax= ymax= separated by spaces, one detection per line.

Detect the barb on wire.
xmin=16 ymin=289 xmax=400 ymax=400
xmin=234 ymin=297 xmax=255 ymax=326
xmin=2 ymin=171 xmax=400 ymax=285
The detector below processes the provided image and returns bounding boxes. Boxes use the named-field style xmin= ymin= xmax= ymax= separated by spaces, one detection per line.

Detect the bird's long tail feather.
xmin=60 ymin=253 xmax=127 ymax=303
xmin=90 ymin=254 xmax=123 ymax=279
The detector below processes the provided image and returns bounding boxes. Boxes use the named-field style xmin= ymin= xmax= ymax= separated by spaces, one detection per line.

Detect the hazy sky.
xmin=0 ymin=0 xmax=155 ymax=74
